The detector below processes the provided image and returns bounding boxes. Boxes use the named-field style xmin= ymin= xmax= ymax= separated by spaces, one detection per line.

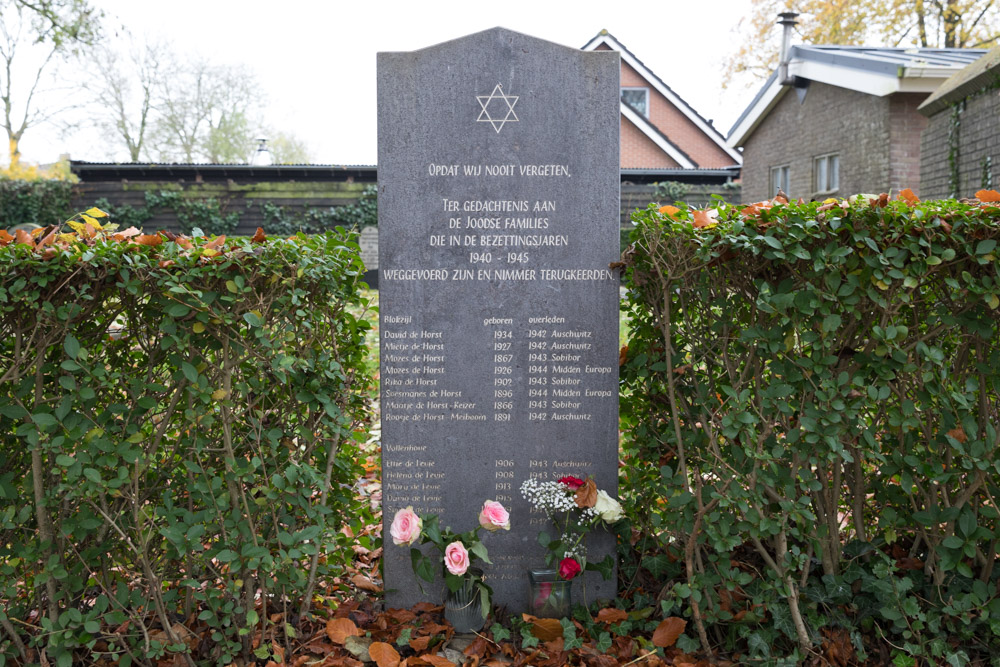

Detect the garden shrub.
xmin=0 ymin=214 xmax=374 ymax=665
xmin=0 ymin=179 xmax=75 ymax=229
xmin=620 ymin=191 xmax=1000 ymax=664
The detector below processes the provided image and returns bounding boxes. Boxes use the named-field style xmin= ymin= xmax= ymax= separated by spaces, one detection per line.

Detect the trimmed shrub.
xmin=620 ymin=192 xmax=1000 ymax=663
xmin=0 ymin=215 xmax=374 ymax=665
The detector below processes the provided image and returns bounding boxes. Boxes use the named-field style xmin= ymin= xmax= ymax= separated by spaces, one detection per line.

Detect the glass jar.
xmin=444 ymin=568 xmax=486 ymax=633
xmin=528 ymin=567 xmax=572 ymax=618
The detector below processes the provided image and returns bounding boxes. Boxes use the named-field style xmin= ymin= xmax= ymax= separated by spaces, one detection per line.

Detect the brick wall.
xmin=621 ymin=116 xmax=682 ymax=168
xmin=741 ymin=82 xmax=892 ymax=202
xmin=888 ymin=94 xmax=928 ymax=194
xmin=619 ymin=62 xmax=733 ymax=168
xmin=921 ymin=89 xmax=1000 ymax=198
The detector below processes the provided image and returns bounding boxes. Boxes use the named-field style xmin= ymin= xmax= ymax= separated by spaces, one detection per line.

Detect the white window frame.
xmin=814 ymin=153 xmax=840 ymax=194
xmin=770 ymin=164 xmax=790 ymax=196
xmin=620 ymin=87 xmax=650 ymax=117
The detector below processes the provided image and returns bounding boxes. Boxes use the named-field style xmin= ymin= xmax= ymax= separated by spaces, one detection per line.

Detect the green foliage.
xmin=620 ymin=195 xmax=1000 ymax=662
xmin=653 ymin=181 xmax=691 ymax=203
xmin=0 ymin=179 xmax=75 ymax=228
xmin=0 ymin=224 xmax=374 ymax=664
xmin=96 ymin=185 xmax=378 ymax=237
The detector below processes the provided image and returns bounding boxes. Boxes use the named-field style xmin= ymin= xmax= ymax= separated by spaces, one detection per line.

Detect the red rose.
xmin=558 ymin=557 xmax=581 ymax=580
xmin=558 ymin=476 xmax=585 ymax=490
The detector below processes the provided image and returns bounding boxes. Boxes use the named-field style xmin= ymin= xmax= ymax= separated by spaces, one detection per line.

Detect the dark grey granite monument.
xmin=378 ymin=27 xmax=620 ymax=612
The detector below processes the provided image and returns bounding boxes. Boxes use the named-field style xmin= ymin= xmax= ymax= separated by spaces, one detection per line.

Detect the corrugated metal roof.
xmin=794 ymin=45 xmax=986 ymax=75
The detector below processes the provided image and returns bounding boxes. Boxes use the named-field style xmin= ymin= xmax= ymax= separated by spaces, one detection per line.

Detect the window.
xmin=770 ymin=164 xmax=790 ymax=196
xmin=621 ymin=87 xmax=649 ymax=117
xmin=814 ymin=154 xmax=840 ymax=193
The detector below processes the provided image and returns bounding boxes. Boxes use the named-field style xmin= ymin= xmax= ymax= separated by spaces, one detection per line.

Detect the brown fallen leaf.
xmin=946 ymin=427 xmax=967 ymax=443
xmin=658 ymin=205 xmax=681 ymax=216
xmin=898 ymin=188 xmax=919 ymax=205
xmin=351 ymin=573 xmax=382 ymax=593
xmin=0 ymin=229 xmax=13 ymax=245
xmin=574 ymin=478 xmax=598 ymax=509
xmin=596 ymin=607 xmax=628 ymax=624
xmin=204 ymin=235 xmax=227 ymax=250
xmin=15 ymin=228 xmax=34 ymax=246
xmin=618 ymin=345 xmax=628 ymax=367
xmin=522 ymin=613 xmax=563 ymax=642
xmin=651 ymin=617 xmax=687 ymax=648
xmin=976 ymin=189 xmax=1000 ymax=203
xmin=369 ymin=641 xmax=401 ymax=667
xmin=419 ymin=656 xmax=454 ymax=667
xmin=252 ymin=227 xmax=267 ymax=243
xmin=136 ymin=234 xmax=163 ymax=247
xmin=326 ymin=617 xmax=360 ymax=644
xmin=691 ymin=208 xmax=718 ymax=229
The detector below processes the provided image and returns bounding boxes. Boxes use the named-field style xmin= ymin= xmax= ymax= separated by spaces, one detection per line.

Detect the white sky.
xmin=16 ymin=0 xmax=765 ymax=166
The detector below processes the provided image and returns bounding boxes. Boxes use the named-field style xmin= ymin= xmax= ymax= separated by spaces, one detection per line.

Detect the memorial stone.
xmin=378 ymin=27 xmax=620 ymax=612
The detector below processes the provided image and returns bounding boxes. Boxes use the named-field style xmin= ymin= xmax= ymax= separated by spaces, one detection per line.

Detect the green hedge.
xmin=620 ymin=194 xmax=1000 ymax=663
xmin=0 ymin=179 xmax=75 ymax=229
xmin=0 ymin=218 xmax=374 ymax=665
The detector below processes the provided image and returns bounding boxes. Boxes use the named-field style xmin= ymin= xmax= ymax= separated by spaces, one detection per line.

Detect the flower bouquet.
xmin=390 ymin=500 xmax=510 ymax=627
xmin=520 ymin=476 xmax=623 ymax=616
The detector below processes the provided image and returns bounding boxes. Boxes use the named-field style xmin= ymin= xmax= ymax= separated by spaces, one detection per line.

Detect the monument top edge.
xmin=376 ymin=26 xmax=616 ymax=59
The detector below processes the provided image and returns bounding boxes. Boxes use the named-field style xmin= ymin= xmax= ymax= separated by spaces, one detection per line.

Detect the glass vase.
xmin=528 ymin=567 xmax=572 ymax=618
xmin=444 ymin=569 xmax=485 ymax=633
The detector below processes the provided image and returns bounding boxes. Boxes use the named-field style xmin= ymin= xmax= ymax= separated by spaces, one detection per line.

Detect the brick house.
xmin=727 ymin=44 xmax=985 ymax=202
xmin=582 ymin=30 xmax=742 ymax=180
xmin=918 ymin=47 xmax=1000 ymax=198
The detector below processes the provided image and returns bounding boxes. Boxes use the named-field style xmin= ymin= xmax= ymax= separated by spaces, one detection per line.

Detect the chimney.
xmin=777 ymin=12 xmax=799 ymax=85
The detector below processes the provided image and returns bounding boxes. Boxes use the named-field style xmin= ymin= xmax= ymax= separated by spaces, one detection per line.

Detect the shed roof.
xmin=918 ymin=46 xmax=1000 ymax=115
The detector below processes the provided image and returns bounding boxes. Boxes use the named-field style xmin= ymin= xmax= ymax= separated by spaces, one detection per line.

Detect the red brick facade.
xmin=594 ymin=42 xmax=735 ymax=169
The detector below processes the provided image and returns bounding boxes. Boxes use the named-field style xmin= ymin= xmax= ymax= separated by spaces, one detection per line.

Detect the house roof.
xmin=582 ymin=29 xmax=743 ymax=166
xmin=919 ymin=46 xmax=1000 ymax=115
xmin=728 ymin=44 xmax=988 ymax=147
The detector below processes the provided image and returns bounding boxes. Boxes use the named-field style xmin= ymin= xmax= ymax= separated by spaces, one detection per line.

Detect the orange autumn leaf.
xmin=574 ymin=478 xmax=598 ymax=509
xmin=522 ymin=614 xmax=563 ymax=642
xmin=946 ymin=427 xmax=967 ymax=443
xmin=898 ymin=188 xmax=919 ymax=205
xmin=204 ymin=235 xmax=227 ymax=250
xmin=408 ymin=635 xmax=431 ymax=651
xmin=651 ymin=617 xmax=687 ymax=648
xmin=325 ymin=617 xmax=360 ymax=644
xmin=658 ymin=205 xmax=681 ymax=216
xmin=35 ymin=228 xmax=56 ymax=249
xmin=0 ymin=229 xmax=13 ymax=245
xmin=252 ymin=227 xmax=266 ymax=243
xmin=419 ymin=656 xmax=455 ymax=667
xmin=15 ymin=229 xmax=34 ymax=246
xmin=618 ymin=345 xmax=628 ymax=367
xmin=691 ymin=208 xmax=718 ymax=229
xmin=596 ymin=607 xmax=629 ymax=624
xmin=136 ymin=234 xmax=163 ymax=247
xmin=369 ymin=642 xmax=401 ymax=667
xmin=975 ymin=189 xmax=1000 ymax=203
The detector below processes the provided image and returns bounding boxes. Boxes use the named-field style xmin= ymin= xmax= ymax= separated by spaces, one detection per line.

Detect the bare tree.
xmin=151 ymin=59 xmax=260 ymax=163
xmin=82 ymin=40 xmax=162 ymax=161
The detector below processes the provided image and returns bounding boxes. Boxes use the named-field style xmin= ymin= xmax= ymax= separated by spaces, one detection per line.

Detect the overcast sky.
xmin=16 ymin=0 xmax=765 ymax=166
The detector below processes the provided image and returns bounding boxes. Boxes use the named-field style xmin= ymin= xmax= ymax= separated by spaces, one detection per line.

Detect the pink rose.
xmin=444 ymin=541 xmax=470 ymax=576
xmin=478 ymin=500 xmax=511 ymax=531
xmin=389 ymin=506 xmax=422 ymax=546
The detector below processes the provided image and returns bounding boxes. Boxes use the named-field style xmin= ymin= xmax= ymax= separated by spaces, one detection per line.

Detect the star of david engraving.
xmin=476 ymin=83 xmax=519 ymax=133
